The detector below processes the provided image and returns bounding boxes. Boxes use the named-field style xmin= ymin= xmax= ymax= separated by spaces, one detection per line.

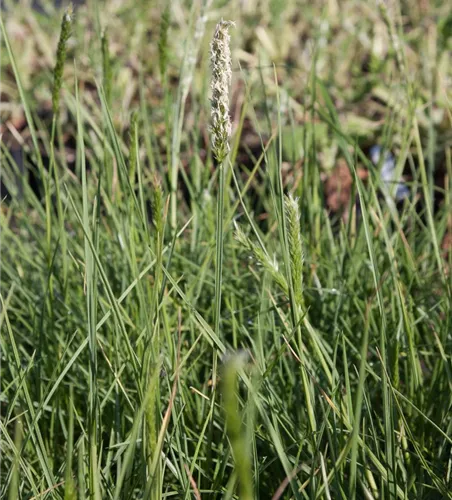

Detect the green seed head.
xmin=284 ymin=194 xmax=304 ymax=308
xmin=151 ymin=175 xmax=164 ymax=239
xmin=52 ymin=4 xmax=73 ymax=115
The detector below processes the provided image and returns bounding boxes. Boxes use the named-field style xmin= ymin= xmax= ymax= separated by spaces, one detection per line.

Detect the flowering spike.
xmin=284 ymin=194 xmax=304 ymax=308
xmin=52 ymin=4 xmax=73 ymax=115
xmin=210 ymin=20 xmax=234 ymax=163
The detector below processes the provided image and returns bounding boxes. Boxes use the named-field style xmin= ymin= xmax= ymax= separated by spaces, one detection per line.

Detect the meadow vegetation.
xmin=1 ymin=0 xmax=451 ymax=498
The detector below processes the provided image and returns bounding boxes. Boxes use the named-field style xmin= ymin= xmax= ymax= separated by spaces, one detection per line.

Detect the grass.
xmin=1 ymin=0 xmax=452 ymax=498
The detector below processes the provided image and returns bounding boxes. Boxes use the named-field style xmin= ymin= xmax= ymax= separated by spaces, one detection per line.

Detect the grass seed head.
xmin=210 ymin=20 xmax=234 ymax=163
xmin=284 ymin=194 xmax=304 ymax=308
xmin=52 ymin=3 xmax=73 ymax=115
xmin=151 ymin=175 xmax=164 ymax=239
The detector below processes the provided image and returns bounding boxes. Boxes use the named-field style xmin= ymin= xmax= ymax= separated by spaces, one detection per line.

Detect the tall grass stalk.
xmin=50 ymin=4 xmax=72 ymax=300
xmin=283 ymin=194 xmax=317 ymax=436
xmin=210 ymin=17 xmax=234 ymax=348
xmin=204 ymin=20 xmax=234 ymax=482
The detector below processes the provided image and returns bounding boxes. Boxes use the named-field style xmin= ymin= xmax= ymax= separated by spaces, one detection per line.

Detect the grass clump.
xmin=0 ymin=1 xmax=451 ymax=499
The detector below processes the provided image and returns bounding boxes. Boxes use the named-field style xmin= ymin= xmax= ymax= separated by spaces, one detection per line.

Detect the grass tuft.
xmin=1 ymin=1 xmax=451 ymax=498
